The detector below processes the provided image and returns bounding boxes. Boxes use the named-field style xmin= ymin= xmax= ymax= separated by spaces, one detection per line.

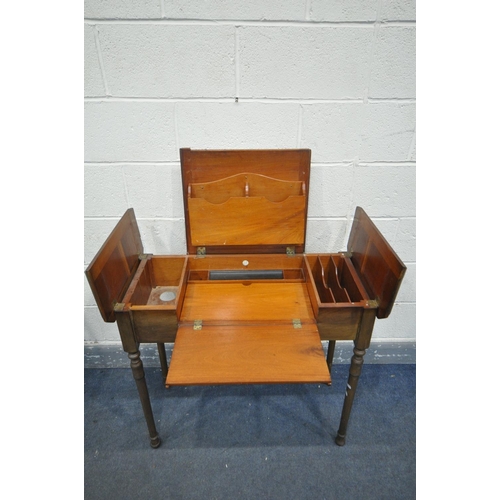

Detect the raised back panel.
xmin=85 ymin=209 xmax=143 ymax=322
xmin=180 ymin=148 xmax=311 ymax=254
xmin=347 ymin=207 xmax=406 ymax=319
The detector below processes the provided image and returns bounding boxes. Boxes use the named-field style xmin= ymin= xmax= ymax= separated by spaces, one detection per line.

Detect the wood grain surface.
xmin=166 ymin=324 xmax=331 ymax=385
xmin=179 ymin=282 xmax=315 ymax=323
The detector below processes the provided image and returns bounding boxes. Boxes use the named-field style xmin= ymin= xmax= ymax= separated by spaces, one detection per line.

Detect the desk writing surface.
xmin=166 ymin=324 xmax=331 ymax=386
xmin=167 ymin=280 xmax=330 ymax=385
xmin=179 ymin=282 xmax=315 ymax=323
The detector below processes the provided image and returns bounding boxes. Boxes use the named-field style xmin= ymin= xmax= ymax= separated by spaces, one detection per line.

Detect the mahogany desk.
xmin=86 ymin=149 xmax=406 ymax=448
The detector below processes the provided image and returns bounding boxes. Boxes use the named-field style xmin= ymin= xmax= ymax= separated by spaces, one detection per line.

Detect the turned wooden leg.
xmin=157 ymin=343 xmax=169 ymax=380
xmin=128 ymin=350 xmax=161 ymax=448
xmin=335 ymin=346 xmax=366 ymax=446
xmin=326 ymin=340 xmax=336 ymax=373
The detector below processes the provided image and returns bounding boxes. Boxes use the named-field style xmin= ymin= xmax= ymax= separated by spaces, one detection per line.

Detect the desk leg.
xmin=157 ymin=343 xmax=169 ymax=380
xmin=326 ymin=341 xmax=336 ymax=373
xmin=335 ymin=347 xmax=365 ymax=446
xmin=128 ymin=350 xmax=161 ymax=449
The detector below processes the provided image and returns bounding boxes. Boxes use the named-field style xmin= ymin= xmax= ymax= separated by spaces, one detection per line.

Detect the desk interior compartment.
xmin=304 ymin=254 xmax=372 ymax=341
xmin=124 ymin=256 xmax=188 ymax=309
xmin=187 ymin=173 xmax=306 ymax=247
xmin=120 ymin=256 xmax=188 ymax=343
xmin=186 ymin=254 xmax=305 ymax=283
xmin=305 ymin=254 xmax=369 ymax=305
xmin=181 ymin=254 xmax=313 ymax=324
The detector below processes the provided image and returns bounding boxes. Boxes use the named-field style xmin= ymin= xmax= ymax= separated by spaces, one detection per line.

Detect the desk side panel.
xmin=348 ymin=207 xmax=406 ymax=319
xmin=130 ymin=309 xmax=179 ymax=343
xmin=317 ymin=307 xmax=363 ymax=341
xmin=85 ymin=208 xmax=143 ymax=322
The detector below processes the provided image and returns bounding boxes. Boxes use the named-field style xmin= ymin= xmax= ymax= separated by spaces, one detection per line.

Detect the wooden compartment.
xmin=303 ymin=253 xmax=374 ymax=341
xmin=305 ymin=254 xmax=370 ymax=305
xmin=187 ymin=172 xmax=306 ymax=247
xmin=186 ymin=254 xmax=305 ymax=283
xmin=179 ymin=254 xmax=313 ymax=326
xmin=119 ymin=256 xmax=188 ymax=344
xmin=123 ymin=256 xmax=187 ymax=308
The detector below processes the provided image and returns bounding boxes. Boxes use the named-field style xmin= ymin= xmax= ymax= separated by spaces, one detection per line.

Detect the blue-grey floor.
xmin=85 ymin=364 xmax=415 ymax=499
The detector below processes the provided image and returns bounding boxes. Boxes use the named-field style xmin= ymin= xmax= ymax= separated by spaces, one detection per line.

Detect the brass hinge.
xmin=292 ymin=319 xmax=302 ymax=329
xmin=286 ymin=246 xmax=295 ymax=255
xmin=193 ymin=320 xmax=203 ymax=330
xmin=196 ymin=247 xmax=206 ymax=256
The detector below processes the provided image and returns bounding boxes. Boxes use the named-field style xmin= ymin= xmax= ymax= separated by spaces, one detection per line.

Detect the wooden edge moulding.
xmin=85 ymin=148 xmax=406 ymax=449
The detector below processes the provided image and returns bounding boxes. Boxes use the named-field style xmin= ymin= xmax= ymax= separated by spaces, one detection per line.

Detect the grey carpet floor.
xmin=85 ymin=363 xmax=415 ymax=499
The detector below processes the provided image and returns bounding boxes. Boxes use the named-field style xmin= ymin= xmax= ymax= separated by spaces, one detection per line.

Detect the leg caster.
xmin=334 ymin=434 xmax=346 ymax=446
xmin=150 ymin=435 xmax=161 ymax=448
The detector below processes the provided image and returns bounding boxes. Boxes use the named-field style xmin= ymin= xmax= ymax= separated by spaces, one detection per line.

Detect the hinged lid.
xmin=85 ymin=209 xmax=143 ymax=322
xmin=347 ymin=207 xmax=406 ymax=319
xmin=180 ymin=148 xmax=311 ymax=255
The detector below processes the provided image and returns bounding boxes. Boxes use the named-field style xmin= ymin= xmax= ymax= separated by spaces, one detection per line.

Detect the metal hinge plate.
xmin=292 ymin=319 xmax=302 ymax=329
xmin=196 ymin=247 xmax=206 ymax=256
xmin=286 ymin=246 xmax=295 ymax=255
xmin=193 ymin=320 xmax=203 ymax=330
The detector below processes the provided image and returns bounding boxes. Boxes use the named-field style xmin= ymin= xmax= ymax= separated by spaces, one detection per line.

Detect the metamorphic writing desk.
xmin=86 ymin=148 xmax=406 ymax=448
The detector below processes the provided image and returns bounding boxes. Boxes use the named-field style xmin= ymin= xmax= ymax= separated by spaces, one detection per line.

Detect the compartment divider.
xmin=326 ymin=256 xmax=351 ymax=303
xmin=312 ymin=258 xmax=336 ymax=303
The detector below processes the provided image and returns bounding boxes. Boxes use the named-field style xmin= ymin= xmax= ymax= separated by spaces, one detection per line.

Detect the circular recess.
xmin=159 ymin=291 xmax=176 ymax=302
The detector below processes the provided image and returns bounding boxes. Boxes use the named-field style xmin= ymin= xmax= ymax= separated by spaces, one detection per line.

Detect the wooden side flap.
xmin=85 ymin=209 xmax=144 ymax=322
xmin=347 ymin=207 xmax=406 ymax=319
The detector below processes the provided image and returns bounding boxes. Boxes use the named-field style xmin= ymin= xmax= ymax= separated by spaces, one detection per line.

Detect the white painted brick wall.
xmin=176 ymin=102 xmax=299 ymax=149
xmin=239 ymin=26 xmax=373 ymax=99
xmin=84 ymin=0 xmax=416 ymax=349
xmin=84 ymin=101 xmax=177 ymax=161
xmin=98 ymin=24 xmax=235 ymax=97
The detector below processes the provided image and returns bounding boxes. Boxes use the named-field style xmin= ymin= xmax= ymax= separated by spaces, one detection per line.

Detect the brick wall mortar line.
xmin=407 ymin=129 xmax=416 ymax=161
xmin=83 ymin=19 xmax=415 ymax=27
xmin=346 ymin=157 xmax=359 ymax=241
xmin=297 ymin=105 xmax=303 ymax=147
xmin=305 ymin=0 xmax=312 ymax=21
xmin=174 ymin=102 xmax=180 ymax=153
xmin=357 ymin=162 xmax=416 ymax=166
xmin=84 ymin=161 xmax=416 ymax=167
xmin=85 ymin=161 xmax=180 ymax=166
xmin=85 ymin=216 xmax=185 ymax=222
xmin=84 ymin=97 xmax=415 ymax=104
xmin=120 ymin=165 xmax=130 ymax=207
xmin=234 ymin=26 xmax=240 ymax=101
xmin=363 ymin=0 xmax=383 ymax=103
xmin=92 ymin=25 xmax=109 ymax=97
xmin=86 ymin=97 xmax=417 ymax=104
